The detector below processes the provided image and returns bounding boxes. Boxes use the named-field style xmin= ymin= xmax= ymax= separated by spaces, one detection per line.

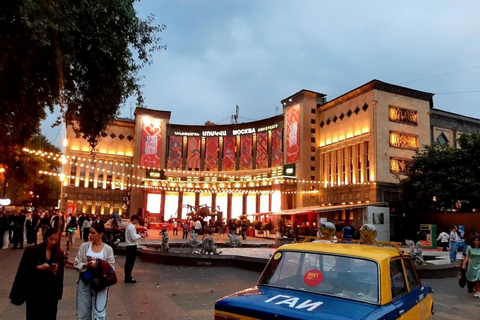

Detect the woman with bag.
xmin=9 ymin=228 xmax=64 ymax=320
xmin=462 ymin=236 xmax=480 ymax=297
xmin=74 ymin=223 xmax=115 ymax=320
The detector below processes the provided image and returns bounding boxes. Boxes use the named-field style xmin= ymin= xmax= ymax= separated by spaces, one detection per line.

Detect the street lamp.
xmin=0 ymin=166 xmax=6 ymax=198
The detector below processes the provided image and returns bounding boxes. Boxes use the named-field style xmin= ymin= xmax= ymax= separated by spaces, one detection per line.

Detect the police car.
xmin=214 ymin=225 xmax=433 ymax=320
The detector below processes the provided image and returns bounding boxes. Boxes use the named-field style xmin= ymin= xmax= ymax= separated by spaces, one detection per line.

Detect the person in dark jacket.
xmin=12 ymin=210 xmax=26 ymax=249
xmin=10 ymin=228 xmax=64 ymax=320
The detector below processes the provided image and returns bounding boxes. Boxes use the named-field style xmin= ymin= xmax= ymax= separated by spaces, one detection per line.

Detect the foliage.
xmin=399 ymin=135 xmax=480 ymax=213
xmin=261 ymin=222 xmax=273 ymax=231
xmin=0 ymin=0 xmax=165 ymax=155
xmin=252 ymin=220 xmax=262 ymax=230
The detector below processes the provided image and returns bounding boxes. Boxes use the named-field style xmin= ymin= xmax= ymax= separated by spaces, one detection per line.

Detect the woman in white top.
xmin=74 ymin=223 xmax=115 ymax=320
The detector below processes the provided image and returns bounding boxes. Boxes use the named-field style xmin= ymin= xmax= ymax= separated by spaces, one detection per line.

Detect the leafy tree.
xmin=0 ymin=0 xmax=165 ymax=168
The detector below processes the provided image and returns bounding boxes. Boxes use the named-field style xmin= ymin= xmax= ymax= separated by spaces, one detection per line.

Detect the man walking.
xmin=449 ymin=225 xmax=459 ymax=262
xmin=124 ymin=215 xmax=143 ymax=283
xmin=436 ymin=229 xmax=449 ymax=251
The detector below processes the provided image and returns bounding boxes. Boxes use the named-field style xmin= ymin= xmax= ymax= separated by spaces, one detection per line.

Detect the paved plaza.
xmin=0 ymin=232 xmax=478 ymax=320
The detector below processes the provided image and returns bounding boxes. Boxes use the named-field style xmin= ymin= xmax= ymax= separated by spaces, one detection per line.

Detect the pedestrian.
xmin=436 ymin=229 xmax=449 ymax=251
xmin=25 ymin=212 xmax=36 ymax=246
xmin=66 ymin=213 xmax=78 ymax=245
xmin=241 ymin=220 xmax=247 ymax=240
xmin=462 ymin=236 xmax=480 ymax=297
xmin=182 ymin=220 xmax=189 ymax=239
xmin=194 ymin=218 xmax=202 ymax=235
xmin=0 ymin=211 xmax=9 ymax=249
xmin=124 ymin=215 xmax=144 ymax=283
xmin=82 ymin=215 xmax=92 ymax=242
xmin=78 ymin=213 xmax=85 ymax=240
xmin=12 ymin=210 xmax=26 ymax=249
xmin=449 ymin=225 xmax=459 ymax=262
xmin=9 ymin=228 xmax=64 ymax=320
xmin=40 ymin=212 xmax=51 ymax=236
xmin=74 ymin=223 xmax=115 ymax=320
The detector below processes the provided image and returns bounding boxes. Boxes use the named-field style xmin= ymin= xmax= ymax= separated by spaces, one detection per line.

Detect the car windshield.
xmin=258 ymin=251 xmax=379 ymax=304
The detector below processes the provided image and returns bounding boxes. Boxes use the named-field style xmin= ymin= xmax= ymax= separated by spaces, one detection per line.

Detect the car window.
xmin=403 ymin=258 xmax=420 ymax=290
xmin=258 ymin=251 xmax=379 ymax=304
xmin=390 ymin=259 xmax=407 ymax=299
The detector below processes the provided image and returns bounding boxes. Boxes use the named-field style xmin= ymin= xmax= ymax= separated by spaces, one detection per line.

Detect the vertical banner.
xmin=167 ymin=136 xmax=183 ymax=169
xmin=222 ymin=136 xmax=236 ymax=171
xmin=186 ymin=137 xmax=201 ymax=170
xmin=256 ymin=132 xmax=268 ymax=169
xmin=205 ymin=137 xmax=219 ymax=171
xmin=271 ymin=127 xmax=283 ymax=167
xmin=66 ymin=202 xmax=77 ymax=215
xmin=240 ymin=135 xmax=253 ymax=170
xmin=141 ymin=120 xmax=162 ymax=168
xmin=286 ymin=105 xmax=300 ymax=163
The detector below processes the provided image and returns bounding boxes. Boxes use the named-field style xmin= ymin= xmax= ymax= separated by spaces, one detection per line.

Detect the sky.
xmin=41 ymin=0 xmax=480 ymax=146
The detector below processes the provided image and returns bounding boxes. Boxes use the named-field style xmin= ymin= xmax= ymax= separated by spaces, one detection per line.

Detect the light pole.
xmin=0 ymin=167 xmax=6 ymax=198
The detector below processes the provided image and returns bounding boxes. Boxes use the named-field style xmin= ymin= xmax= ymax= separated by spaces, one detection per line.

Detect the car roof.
xmin=278 ymin=242 xmax=401 ymax=262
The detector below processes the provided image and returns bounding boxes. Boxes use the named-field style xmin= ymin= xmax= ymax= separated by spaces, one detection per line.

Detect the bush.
xmin=261 ymin=222 xmax=273 ymax=231
xmin=252 ymin=220 xmax=262 ymax=230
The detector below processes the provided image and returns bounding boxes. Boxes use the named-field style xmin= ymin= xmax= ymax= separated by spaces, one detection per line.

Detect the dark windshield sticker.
xmin=303 ymin=269 xmax=323 ymax=287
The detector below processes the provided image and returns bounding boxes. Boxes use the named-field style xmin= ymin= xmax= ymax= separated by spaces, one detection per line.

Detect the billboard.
xmin=286 ymin=105 xmax=300 ymax=164
xmin=141 ymin=120 xmax=162 ymax=168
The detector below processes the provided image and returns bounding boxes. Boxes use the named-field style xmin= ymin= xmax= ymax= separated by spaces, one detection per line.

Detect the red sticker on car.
xmin=303 ymin=269 xmax=323 ymax=287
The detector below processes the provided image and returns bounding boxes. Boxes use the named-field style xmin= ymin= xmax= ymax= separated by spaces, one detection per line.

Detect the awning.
xmin=248 ymin=202 xmax=388 ymax=216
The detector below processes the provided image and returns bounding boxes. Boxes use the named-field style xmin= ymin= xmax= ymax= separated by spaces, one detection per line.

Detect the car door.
xmin=403 ymin=257 xmax=433 ymax=320
xmin=389 ymin=258 xmax=422 ymax=319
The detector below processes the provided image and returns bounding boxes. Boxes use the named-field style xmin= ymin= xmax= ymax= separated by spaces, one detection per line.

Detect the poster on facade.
xmin=271 ymin=127 xmax=283 ymax=167
xmin=186 ymin=137 xmax=201 ymax=170
xmin=205 ymin=137 xmax=219 ymax=171
xmin=223 ymin=136 xmax=236 ymax=171
xmin=141 ymin=120 xmax=162 ymax=168
xmin=256 ymin=132 xmax=268 ymax=169
xmin=286 ymin=105 xmax=300 ymax=163
xmin=66 ymin=202 xmax=77 ymax=215
xmin=167 ymin=136 xmax=183 ymax=169
xmin=240 ymin=135 xmax=253 ymax=170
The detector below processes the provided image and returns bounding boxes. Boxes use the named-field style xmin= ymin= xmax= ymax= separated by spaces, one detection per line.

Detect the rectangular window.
xmin=70 ymin=164 xmax=77 ymax=186
xmin=335 ymin=150 xmax=339 ymax=183
xmin=357 ymin=144 xmax=361 ymax=181
xmin=311 ymin=166 xmax=315 ymax=171
xmin=328 ymin=152 xmax=332 ymax=183
xmin=310 ymin=119 xmax=316 ymax=124
xmin=311 ymin=108 xmax=316 ymax=114
xmin=342 ymin=148 xmax=346 ymax=183
xmin=390 ymin=259 xmax=407 ymax=299
xmin=389 ymin=131 xmax=419 ymax=150
xmin=365 ymin=142 xmax=370 ymax=182
xmin=311 ymin=137 xmax=316 ymax=143
xmin=311 ymin=156 xmax=315 ymax=162
xmin=388 ymin=106 xmax=418 ymax=126
xmin=350 ymin=146 xmax=354 ymax=182
xmin=311 ymin=128 xmax=315 ymax=134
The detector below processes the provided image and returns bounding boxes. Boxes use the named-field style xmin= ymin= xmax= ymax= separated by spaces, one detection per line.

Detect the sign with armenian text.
xmin=286 ymin=105 xmax=300 ymax=164
xmin=240 ymin=135 xmax=253 ymax=170
xmin=168 ymin=136 xmax=183 ymax=169
xmin=271 ymin=127 xmax=283 ymax=167
xmin=223 ymin=136 xmax=236 ymax=171
xmin=141 ymin=120 xmax=162 ymax=168
xmin=205 ymin=137 xmax=219 ymax=171
xmin=256 ymin=132 xmax=268 ymax=169
xmin=186 ymin=137 xmax=201 ymax=170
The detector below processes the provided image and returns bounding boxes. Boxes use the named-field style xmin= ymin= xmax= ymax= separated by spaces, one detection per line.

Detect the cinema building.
xmin=58 ymin=79 xmax=462 ymax=240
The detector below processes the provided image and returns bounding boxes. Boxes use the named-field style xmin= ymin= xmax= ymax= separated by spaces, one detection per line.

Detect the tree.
xmin=0 ymin=0 xmax=165 ymax=166
xmin=399 ymin=134 xmax=480 ymax=213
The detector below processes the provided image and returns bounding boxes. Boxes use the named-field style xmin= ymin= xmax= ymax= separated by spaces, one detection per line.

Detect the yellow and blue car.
xmin=215 ymin=239 xmax=433 ymax=319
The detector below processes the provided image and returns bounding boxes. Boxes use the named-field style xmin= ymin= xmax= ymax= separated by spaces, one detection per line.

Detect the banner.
xmin=286 ymin=105 xmax=300 ymax=163
xmin=240 ymin=135 xmax=253 ymax=170
xmin=222 ymin=136 xmax=236 ymax=171
xmin=205 ymin=137 xmax=219 ymax=171
xmin=271 ymin=128 xmax=283 ymax=167
xmin=141 ymin=120 xmax=162 ymax=168
xmin=167 ymin=136 xmax=183 ymax=169
xmin=186 ymin=137 xmax=201 ymax=170
xmin=66 ymin=202 xmax=77 ymax=216
xmin=256 ymin=132 xmax=268 ymax=169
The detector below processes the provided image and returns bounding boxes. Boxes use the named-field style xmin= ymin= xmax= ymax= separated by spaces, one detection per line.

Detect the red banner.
xmin=286 ymin=105 xmax=300 ymax=164
xmin=141 ymin=121 xmax=162 ymax=168
xmin=66 ymin=202 xmax=77 ymax=216
xmin=271 ymin=128 xmax=283 ymax=167
xmin=168 ymin=136 xmax=183 ymax=169
xmin=205 ymin=137 xmax=219 ymax=171
xmin=256 ymin=132 xmax=268 ymax=169
xmin=222 ymin=136 xmax=236 ymax=171
xmin=240 ymin=135 xmax=253 ymax=170
xmin=186 ymin=137 xmax=201 ymax=170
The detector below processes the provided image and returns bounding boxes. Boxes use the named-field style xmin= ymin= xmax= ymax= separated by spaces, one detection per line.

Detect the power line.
xmin=436 ymin=89 xmax=480 ymax=95
xmin=398 ymin=64 xmax=480 ymax=85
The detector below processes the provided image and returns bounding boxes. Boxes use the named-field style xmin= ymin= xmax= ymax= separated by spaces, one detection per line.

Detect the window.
xmin=390 ymin=259 xmax=407 ymax=299
xmin=70 ymin=164 xmax=77 ymax=186
xmin=350 ymin=146 xmax=354 ymax=182
xmin=357 ymin=144 xmax=361 ymax=181
xmin=365 ymin=142 xmax=370 ymax=182
xmin=311 ymin=119 xmax=316 ymax=124
xmin=403 ymin=258 xmax=420 ymax=290
xmin=311 ymin=128 xmax=315 ymax=134
xmin=311 ymin=137 xmax=316 ymax=143
xmin=328 ymin=152 xmax=332 ymax=183
xmin=436 ymin=132 xmax=449 ymax=145
xmin=311 ymin=156 xmax=315 ymax=162
xmin=335 ymin=150 xmax=339 ymax=183
xmin=311 ymin=166 xmax=315 ymax=171
xmin=342 ymin=148 xmax=346 ymax=183
xmin=311 ymin=108 xmax=316 ymax=114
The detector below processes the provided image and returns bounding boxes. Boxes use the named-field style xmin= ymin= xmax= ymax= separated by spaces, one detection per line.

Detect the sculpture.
xmin=184 ymin=230 xmax=202 ymax=253
xmin=226 ymin=232 xmax=242 ymax=247
xmin=405 ymin=240 xmax=425 ymax=265
xmin=201 ymin=233 xmax=221 ymax=255
xmin=160 ymin=227 xmax=169 ymax=252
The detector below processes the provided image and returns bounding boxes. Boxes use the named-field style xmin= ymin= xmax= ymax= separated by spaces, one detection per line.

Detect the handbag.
xmin=459 ymin=267 xmax=467 ymax=288
xmin=91 ymin=259 xmax=117 ymax=291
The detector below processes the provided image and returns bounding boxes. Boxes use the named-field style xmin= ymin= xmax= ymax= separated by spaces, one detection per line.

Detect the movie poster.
xmin=167 ymin=136 xmax=183 ymax=169
xmin=141 ymin=120 xmax=162 ymax=168
xmin=205 ymin=137 xmax=219 ymax=171
xmin=256 ymin=132 xmax=268 ymax=169
xmin=240 ymin=135 xmax=253 ymax=170
xmin=286 ymin=105 xmax=300 ymax=163
xmin=66 ymin=202 xmax=77 ymax=215
xmin=271 ymin=127 xmax=283 ymax=167
xmin=186 ymin=137 xmax=201 ymax=170
xmin=222 ymin=136 xmax=236 ymax=171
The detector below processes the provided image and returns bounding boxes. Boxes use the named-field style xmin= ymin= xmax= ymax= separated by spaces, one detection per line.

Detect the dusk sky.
xmin=42 ymin=0 xmax=480 ymax=146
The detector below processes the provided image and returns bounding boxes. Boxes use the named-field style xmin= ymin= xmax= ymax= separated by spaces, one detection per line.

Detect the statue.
xmin=226 ymin=232 xmax=242 ymax=247
xmin=406 ymin=240 xmax=425 ymax=265
xmin=201 ymin=233 xmax=221 ymax=255
xmin=160 ymin=227 xmax=169 ymax=252
xmin=184 ymin=230 xmax=202 ymax=253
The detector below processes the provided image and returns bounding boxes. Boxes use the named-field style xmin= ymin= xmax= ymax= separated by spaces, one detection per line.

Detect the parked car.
xmin=215 ymin=232 xmax=433 ymax=319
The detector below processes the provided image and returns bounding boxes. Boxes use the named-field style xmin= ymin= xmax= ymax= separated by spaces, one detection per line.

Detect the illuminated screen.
xmin=165 ymin=192 xmax=179 ymax=220
xmin=231 ymin=194 xmax=243 ymax=219
xmin=147 ymin=193 xmax=161 ymax=214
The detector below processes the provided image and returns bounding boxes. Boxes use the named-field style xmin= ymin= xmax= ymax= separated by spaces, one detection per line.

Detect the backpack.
xmin=91 ymin=259 xmax=117 ymax=291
